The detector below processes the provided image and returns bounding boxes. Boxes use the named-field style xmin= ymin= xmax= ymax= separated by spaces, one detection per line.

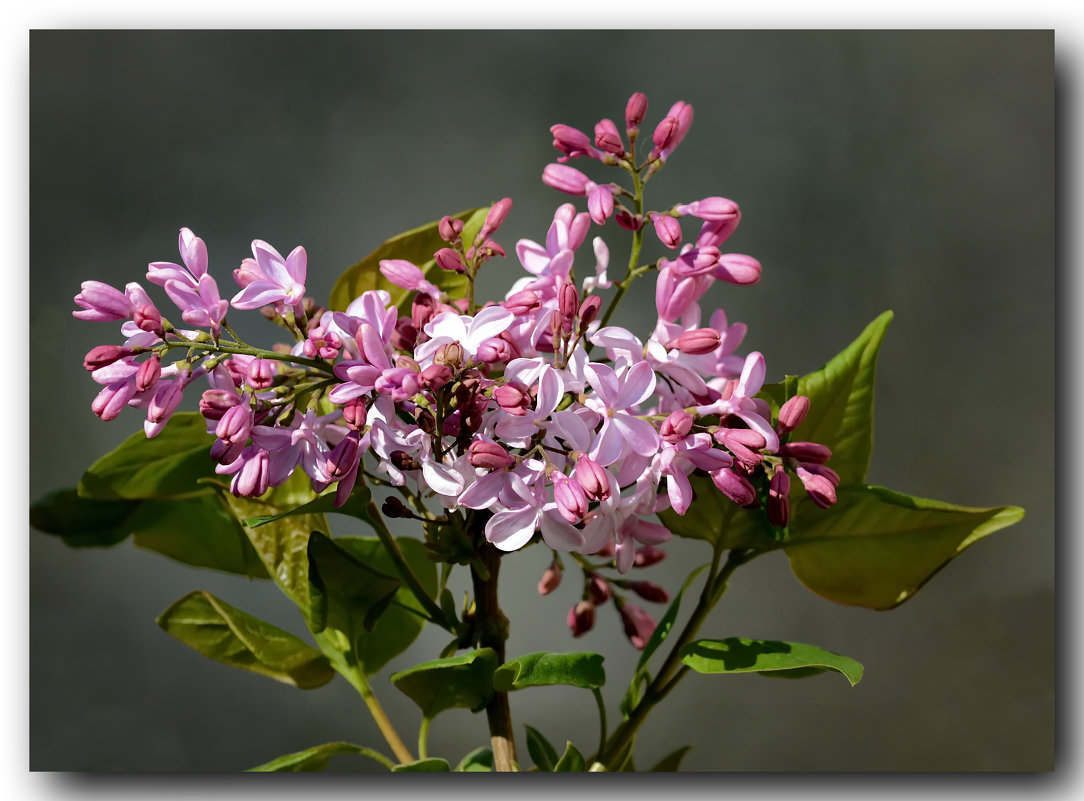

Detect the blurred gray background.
xmin=30 ymin=30 xmax=1054 ymax=772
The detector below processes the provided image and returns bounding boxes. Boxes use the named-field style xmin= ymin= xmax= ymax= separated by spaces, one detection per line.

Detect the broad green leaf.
xmin=328 ymin=207 xmax=480 ymax=312
xmin=783 ymin=484 xmax=1025 ymax=609
xmin=389 ymin=649 xmax=499 ymax=718
xmin=458 ymin=206 xmax=495 ymax=256
xmin=31 ymin=488 xmax=141 ymax=548
xmin=77 ymin=412 xmax=216 ymax=500
xmin=156 ymin=590 xmax=334 ymax=689
xmin=680 ymin=637 xmax=863 ymax=686
xmin=306 ymin=531 xmax=401 ymax=644
xmin=392 ymin=758 xmax=451 ymax=772
xmin=244 ymin=486 xmax=373 ymax=529
xmin=553 ymin=741 xmax=586 ymax=772
xmin=455 ymin=747 xmax=493 ymax=772
xmin=247 ymin=741 xmax=393 ymax=772
xmin=788 ymin=310 xmax=893 ymax=485
xmin=335 ymin=536 xmax=437 ymax=676
xmin=493 ymin=651 xmax=605 ymax=692
xmin=650 ymin=745 xmax=693 ymax=772
xmin=657 ymin=476 xmax=765 ymax=549
xmin=524 ymin=724 xmax=559 ymax=772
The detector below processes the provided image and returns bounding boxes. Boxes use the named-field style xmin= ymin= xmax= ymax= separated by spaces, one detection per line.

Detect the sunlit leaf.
xmin=390 ymin=649 xmax=499 ymax=718
xmin=493 ymin=651 xmax=605 ymax=692
xmin=680 ymin=637 xmax=863 ymax=686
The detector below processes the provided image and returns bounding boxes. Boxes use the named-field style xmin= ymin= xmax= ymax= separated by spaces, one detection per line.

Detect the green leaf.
xmin=244 ymin=487 xmax=373 ymax=529
xmin=156 ymin=590 xmax=335 ymax=689
xmin=306 ymin=531 xmax=401 ymax=645
xmin=783 ymin=484 xmax=1025 ymax=609
xmin=553 ymin=741 xmax=586 ymax=772
xmin=657 ymin=476 xmax=765 ymax=549
xmin=650 ymin=745 xmax=693 ymax=772
xmin=455 ymin=747 xmax=493 ymax=772
xmin=76 ymin=412 xmax=217 ymax=500
xmin=493 ymin=651 xmax=605 ymax=692
xmin=389 ymin=649 xmax=499 ymax=718
xmin=788 ymin=310 xmax=893 ymax=485
xmin=680 ymin=637 xmax=864 ymax=686
xmin=31 ymin=488 xmax=141 ymax=547
xmin=328 ymin=207 xmax=481 ymax=313
xmin=391 ymin=758 xmax=451 ymax=772
xmin=457 ymin=206 xmax=494 ymax=256
xmin=247 ymin=742 xmax=392 ymax=772
xmin=524 ymin=724 xmax=560 ymax=772
xmin=335 ymin=536 xmax=437 ymax=676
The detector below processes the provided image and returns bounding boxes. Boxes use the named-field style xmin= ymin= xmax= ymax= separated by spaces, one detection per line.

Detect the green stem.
xmin=592 ymin=687 xmax=608 ymax=759
xmin=158 ymin=338 xmax=336 ymax=376
xmin=471 ymin=544 xmax=517 ymax=771
xmin=418 ymin=716 xmax=431 ymax=760
xmin=221 ymin=320 xmax=252 ymax=349
xmin=327 ymin=643 xmax=414 ymax=765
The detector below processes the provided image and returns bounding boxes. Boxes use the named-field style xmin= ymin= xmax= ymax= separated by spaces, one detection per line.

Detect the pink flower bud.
xmin=542 ymin=163 xmax=591 ymax=196
xmin=660 ymin=409 xmax=694 ymax=443
xmin=716 ymin=428 xmax=767 ymax=470
xmin=538 ymin=561 xmax=562 ymax=596
xmin=679 ymin=196 xmax=740 ymax=222
xmin=419 ymin=363 xmax=453 ymax=390
xmin=801 ymin=462 xmax=840 ymax=487
xmin=73 ymin=280 xmax=134 ymax=322
xmin=379 ymin=259 xmax=425 ymax=289
xmin=550 ymin=124 xmax=593 ymax=160
xmin=494 ymin=381 xmax=531 ymax=416
xmin=625 ymin=92 xmax=648 ymax=129
xmin=341 ymin=397 xmax=368 ymax=431
xmin=216 ymin=404 xmax=253 ymax=446
xmin=651 ymin=214 xmax=682 ymax=250
xmin=438 ymin=215 xmax=464 ymax=242
xmin=559 ymin=281 xmax=580 ymax=319
xmin=767 ymin=466 xmax=791 ymax=527
xmin=468 ymin=440 xmax=516 ymax=470
xmin=674 ymin=246 xmax=721 ymax=276
xmin=91 ymin=380 xmax=136 ymax=421
xmin=568 ymin=600 xmax=596 ymax=638
xmin=587 ymin=573 xmax=611 ymax=604
xmin=615 ymin=210 xmax=643 ymax=231
xmin=618 ymin=603 xmax=657 ymax=650
xmin=147 ymin=379 xmax=184 ymax=425
xmin=479 ymin=198 xmax=513 ymax=241
xmin=233 ymin=448 xmax=271 ymax=497
xmin=327 ymin=431 xmax=362 ymax=480
xmin=246 ymin=358 xmax=274 ymax=390
xmin=669 ymin=328 xmax=721 ymax=355
xmin=434 ymin=247 xmax=466 ymax=274
xmin=200 ymin=388 xmax=242 ymax=421
xmin=594 ymin=118 xmax=624 ymax=155
xmin=628 ymin=581 xmax=670 ymax=604
xmin=652 ymin=115 xmax=680 ymax=152
xmin=135 ymin=356 xmax=161 ymax=392
xmin=777 ymin=395 xmax=811 ymax=434
xmin=578 ymin=295 xmax=602 ymax=328
xmin=412 ymin=295 xmax=437 ymax=330
xmin=503 ymin=290 xmax=540 ymax=315
xmin=133 ymin=304 xmax=164 ymax=337
xmin=552 ymin=472 xmax=589 ymax=524
xmin=574 ymin=456 xmax=610 ymax=501
xmin=796 ymin=466 xmax=837 ymax=509
xmin=713 ymin=254 xmax=762 ymax=286
xmin=391 ymin=317 xmax=418 ymax=352
xmin=475 ymin=337 xmax=514 ymax=364
xmin=84 ymin=345 xmax=132 ymax=371
xmin=435 ymin=341 xmax=464 ymax=367
xmin=633 ymin=545 xmax=667 ymax=568
xmin=711 ymin=467 xmax=756 ymax=506
xmin=587 ymin=184 xmax=614 ymax=225
xmin=778 ymin=441 xmax=832 ymax=464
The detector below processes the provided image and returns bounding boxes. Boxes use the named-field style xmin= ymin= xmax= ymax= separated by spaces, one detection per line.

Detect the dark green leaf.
xmin=650 ymin=745 xmax=693 ymax=772
xmin=493 ymin=651 xmax=605 ymax=692
xmin=76 ymin=412 xmax=216 ymax=500
xmin=244 ymin=486 xmax=373 ymax=529
xmin=458 ymin=206 xmax=495 ymax=257
xmin=389 ymin=649 xmax=499 ymax=718
xmin=306 ymin=531 xmax=401 ymax=644
xmin=783 ymin=484 xmax=1025 ymax=609
xmin=156 ymin=590 xmax=335 ymax=689
xmin=788 ymin=310 xmax=893 ymax=485
xmin=455 ymin=747 xmax=493 ymax=772
xmin=391 ymin=758 xmax=451 ymax=772
xmin=328 ymin=208 xmax=481 ymax=312
xmin=335 ymin=535 xmax=437 ymax=676
xmin=524 ymin=724 xmax=560 ymax=772
xmin=31 ymin=488 xmax=141 ymax=547
xmin=657 ymin=476 xmax=765 ymax=549
xmin=680 ymin=637 xmax=863 ymax=686
xmin=553 ymin=741 xmax=586 ymax=772
xmin=247 ymin=742 xmax=393 ymax=772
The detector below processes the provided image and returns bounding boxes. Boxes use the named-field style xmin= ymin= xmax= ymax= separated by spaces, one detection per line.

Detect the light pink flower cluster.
xmin=72 ymin=92 xmax=839 ymax=649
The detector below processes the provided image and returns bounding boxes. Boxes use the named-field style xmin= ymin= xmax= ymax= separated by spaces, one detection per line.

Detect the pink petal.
xmin=613 ymin=361 xmax=657 ymax=410
xmin=584 ymin=362 xmax=619 ymax=406
xmin=232 ymin=280 xmax=286 ymax=310
xmin=286 ymin=246 xmax=308 ymax=285
xmin=612 ymin=413 xmax=660 ymax=457
xmin=466 ymin=306 xmax=515 ymax=349
xmin=736 ymin=351 xmax=766 ymax=398
xmin=486 ymin=507 xmax=540 ymax=551
xmin=251 ymin=240 xmax=291 ymax=288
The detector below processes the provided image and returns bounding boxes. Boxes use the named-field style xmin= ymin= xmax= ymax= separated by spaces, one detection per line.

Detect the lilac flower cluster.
xmin=73 ymin=92 xmax=839 ymax=647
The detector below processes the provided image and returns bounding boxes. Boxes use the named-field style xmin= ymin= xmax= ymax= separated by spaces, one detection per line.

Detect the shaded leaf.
xmin=76 ymin=412 xmax=216 ymax=500
xmin=328 ymin=208 xmax=480 ymax=312
xmin=244 ymin=486 xmax=373 ymax=529
xmin=390 ymin=649 xmax=499 ymax=718
xmin=524 ymin=724 xmax=559 ymax=772
xmin=455 ymin=747 xmax=493 ymax=772
xmin=391 ymin=758 xmax=451 ymax=772
xmin=306 ymin=531 xmax=400 ymax=645
xmin=247 ymin=742 xmax=392 ymax=772
xmin=493 ymin=651 xmax=605 ymax=692
xmin=680 ymin=637 xmax=863 ymax=686
xmin=650 ymin=745 xmax=693 ymax=772
xmin=657 ymin=476 xmax=765 ymax=549
xmin=156 ymin=590 xmax=334 ymax=689
xmin=783 ymin=484 xmax=1025 ymax=609
xmin=553 ymin=741 xmax=586 ymax=772
xmin=31 ymin=488 xmax=141 ymax=548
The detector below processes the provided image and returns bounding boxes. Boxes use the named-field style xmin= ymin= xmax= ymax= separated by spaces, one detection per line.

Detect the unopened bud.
xmin=660 ymin=409 xmax=694 ymax=443
xmin=381 ymin=496 xmax=410 ymax=518
xmin=777 ymin=395 xmax=811 ymax=434
xmin=326 ymin=431 xmax=362 ymax=480
xmin=435 ymin=341 xmax=464 ymax=368
xmin=559 ymin=281 xmax=580 ymax=319
xmin=246 ymin=358 xmax=274 ymax=390
xmin=538 ymin=561 xmax=563 ymax=596
xmin=479 ymin=198 xmax=513 ymax=241
xmin=390 ymin=450 xmax=420 ymax=472
xmin=133 ymin=305 xmax=164 ymax=337
xmin=84 ymin=345 xmax=132 ymax=371
xmin=216 ymin=404 xmax=253 ymax=446
xmin=341 ymin=397 xmax=368 ymax=431
xmin=420 ymin=363 xmax=453 ymax=390
xmin=711 ymin=467 xmax=757 ymax=507
xmin=669 ymin=328 xmax=721 ymax=355
xmin=391 ymin=317 xmax=418 ymax=351
xmin=778 ymin=441 xmax=832 ymax=464
xmin=578 ymin=295 xmax=602 ymax=328
xmin=767 ymin=465 xmax=791 ymax=527
xmin=438 ymin=215 xmax=464 ymax=242
xmin=615 ymin=210 xmax=643 ymax=231
xmin=713 ymin=253 xmax=762 ymax=286
xmin=552 ymin=472 xmax=589 ymax=524
xmin=633 ymin=545 xmax=667 ymax=568
xmin=594 ymin=118 xmax=624 ymax=154
xmin=199 ymin=388 xmax=242 ymax=421
xmin=628 ymin=581 xmax=670 ymax=604
xmin=574 ymin=456 xmax=610 ymax=501
xmin=416 ymin=409 xmax=437 ymax=435
xmin=587 ymin=573 xmax=611 ymax=605
xmin=434 ymin=247 xmax=467 ymax=274
xmin=568 ymin=600 xmax=596 ymax=638
xmin=135 ymin=356 xmax=161 ymax=391
xmin=796 ymin=466 xmax=837 ymax=509
xmin=625 ymin=92 xmax=648 ymax=129
xmin=494 ymin=381 xmax=531 ymax=415
xmin=652 ymin=115 xmax=680 ymax=152
xmin=468 ymin=440 xmax=516 ymax=470
xmin=651 ymin=214 xmax=682 ymax=250
xmin=504 ymin=290 xmax=540 ymax=315
xmin=146 ymin=380 xmax=183 ymax=424
xmin=618 ymin=603 xmax=658 ymax=650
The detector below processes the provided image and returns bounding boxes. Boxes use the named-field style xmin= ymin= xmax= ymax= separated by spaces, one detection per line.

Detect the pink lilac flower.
xmin=231 ymin=239 xmax=308 ymax=312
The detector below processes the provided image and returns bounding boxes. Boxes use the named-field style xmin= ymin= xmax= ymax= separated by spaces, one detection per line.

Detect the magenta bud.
xmin=542 ymin=163 xmax=592 ymax=196
xmin=146 ymin=380 xmax=184 ymax=424
xmin=434 ymin=247 xmax=466 ymax=274
xmin=675 ymin=246 xmax=721 ymax=276
xmin=671 ymin=328 xmax=721 ymax=355
xmin=559 ymin=281 xmax=580 ymax=319
xmin=711 ymin=467 xmax=757 ymax=506
xmin=341 ymin=397 xmax=368 ymax=431
xmin=246 ymin=358 xmax=274 ymax=390
xmin=552 ymin=472 xmax=589 ymax=524
xmin=651 ymin=214 xmax=683 ymax=250
xmin=615 ymin=210 xmax=643 ymax=231
xmin=232 ymin=448 xmax=271 ymax=498
xmin=479 ymin=198 xmax=513 ymax=240
xmin=593 ymin=118 xmax=624 ymax=155
xmin=133 ymin=304 xmax=164 ymax=337
xmin=438 ymin=215 xmax=464 ymax=242
xmin=652 ymin=115 xmax=680 ymax=152
xmin=796 ymin=466 xmax=837 ymax=509
xmin=412 ymin=295 xmax=437 ymax=330
xmin=200 ymin=388 xmax=242 ymax=421
xmin=327 ymin=431 xmax=362 ymax=480
xmin=716 ymin=428 xmax=765 ymax=469
xmin=625 ymin=92 xmax=648 ymax=129
xmin=587 ymin=574 xmax=611 ymax=605
xmin=778 ymin=441 xmax=832 ymax=464
xmin=538 ymin=561 xmax=563 ymax=596
xmin=713 ymin=253 xmax=762 ymax=286
xmin=420 ymin=363 xmax=453 ymax=390
xmin=683 ymin=196 xmax=740 ymax=222
xmin=504 ymin=290 xmax=540 ymax=315
xmin=494 ymin=381 xmax=531 ymax=416
xmin=135 ymin=356 xmax=161 ymax=391
xmin=568 ymin=600 xmax=596 ymax=638
xmin=767 ymin=466 xmax=791 ymax=527
xmin=628 ymin=581 xmax=670 ymax=604
xmin=216 ymin=404 xmax=253 ymax=446
xmin=618 ymin=603 xmax=658 ymax=650
xmin=468 ymin=440 xmax=516 ymax=470
xmin=777 ymin=395 xmax=811 ymax=434
xmin=391 ymin=317 xmax=418 ymax=352
xmin=382 ymin=496 xmax=410 ymax=518
xmin=800 ymin=462 xmax=840 ymax=487
xmin=84 ymin=345 xmax=132 ymax=371
xmin=660 ymin=410 xmax=694 ymax=443
xmin=551 ymin=123 xmax=592 ymax=155
xmin=574 ymin=456 xmax=610 ymax=502
xmin=578 ymin=295 xmax=602 ymax=328
xmin=633 ymin=545 xmax=667 ymax=568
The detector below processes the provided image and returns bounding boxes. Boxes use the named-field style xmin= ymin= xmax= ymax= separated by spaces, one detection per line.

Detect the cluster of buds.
xmin=72 ymin=91 xmax=839 ymax=647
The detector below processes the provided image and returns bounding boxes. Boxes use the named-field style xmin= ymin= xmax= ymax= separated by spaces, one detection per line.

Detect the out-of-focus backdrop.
xmin=30 ymin=30 xmax=1054 ymax=771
